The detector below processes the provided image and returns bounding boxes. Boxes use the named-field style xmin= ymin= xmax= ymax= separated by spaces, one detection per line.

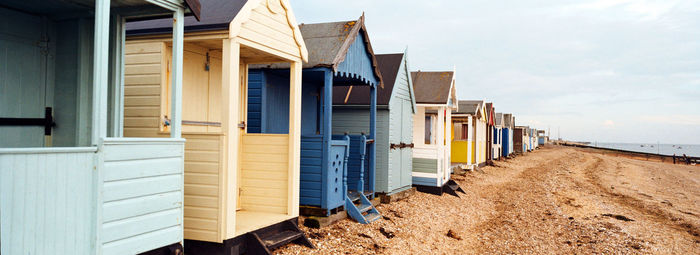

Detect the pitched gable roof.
xmin=411 ymin=71 xmax=454 ymax=104
xmin=333 ymin=53 xmax=403 ymax=105
xmin=456 ymin=100 xmax=483 ymax=115
xmin=495 ymin=113 xmax=503 ymax=126
xmin=299 ymin=14 xmax=382 ymax=84
xmin=126 ymin=0 xmax=246 ymax=35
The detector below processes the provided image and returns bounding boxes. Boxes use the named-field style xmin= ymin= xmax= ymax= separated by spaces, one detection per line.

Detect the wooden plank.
xmin=185 ymin=172 xmax=218 ymax=185
xmin=124 ymin=106 xmax=160 ymax=117
xmin=241 ymin=169 xmax=287 ymax=181
xmin=125 ymin=64 xmax=160 ymax=75
xmin=125 ymin=53 xmax=162 ymax=64
xmin=184 ymin=207 xmax=218 ymax=219
xmin=184 ymin=194 xmax=218 ymax=208
xmin=185 ymin=150 xmax=219 ymax=162
xmin=125 ymin=85 xmax=161 ymax=96
xmin=101 ymin=225 xmax=181 ymax=255
xmin=185 ymin=161 xmax=219 ymax=174
xmin=184 ymin=229 xmax=217 ymax=243
xmin=185 ymin=183 xmax=218 ymax=197
xmin=123 ymin=116 xmax=160 ymax=128
xmin=103 ymin=174 xmax=181 ymax=202
xmin=125 ymin=74 xmax=160 ymax=85
xmin=124 ymin=95 xmax=160 ymax=106
xmin=184 ymin=218 xmax=217 ymax=231
xmin=102 ymin=144 xmax=183 ymax=161
xmin=103 ymin=157 xmax=181 ymax=182
xmin=102 ymin=191 xmax=181 ymax=223
xmin=125 ymin=42 xmax=162 ymax=54
xmin=101 ymin=208 xmax=180 ymax=244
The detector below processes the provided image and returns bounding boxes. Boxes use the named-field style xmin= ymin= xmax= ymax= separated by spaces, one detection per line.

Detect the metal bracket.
xmin=0 ymin=107 xmax=56 ymax=135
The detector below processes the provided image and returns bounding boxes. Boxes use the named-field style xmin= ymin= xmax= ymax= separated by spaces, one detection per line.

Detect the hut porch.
xmin=0 ymin=0 xmax=193 ymax=254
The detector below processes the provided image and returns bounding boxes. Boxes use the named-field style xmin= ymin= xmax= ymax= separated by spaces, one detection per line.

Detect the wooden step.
xmin=357 ymin=203 xmax=372 ymax=213
xmin=364 ymin=212 xmax=381 ymax=223
xmin=262 ymin=230 xmax=304 ymax=251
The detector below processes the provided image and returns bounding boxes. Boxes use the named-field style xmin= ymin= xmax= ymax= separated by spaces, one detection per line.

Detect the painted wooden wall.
xmin=99 ymin=138 xmax=185 ymax=255
xmin=235 ymin=0 xmax=306 ymax=62
xmin=240 ymin=134 xmax=289 ymax=214
xmin=386 ymin=58 xmax=414 ymax=194
xmin=124 ymin=42 xmax=225 ymax=243
xmin=335 ymin=32 xmax=379 ymax=86
xmin=1 ymin=148 xmax=96 ymax=255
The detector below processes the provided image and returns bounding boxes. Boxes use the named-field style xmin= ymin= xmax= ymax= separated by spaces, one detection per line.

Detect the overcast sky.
xmin=290 ymin=0 xmax=700 ymax=144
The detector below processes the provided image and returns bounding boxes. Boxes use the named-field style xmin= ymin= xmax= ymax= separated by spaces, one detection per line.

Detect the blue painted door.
xmin=0 ymin=8 xmax=47 ymax=147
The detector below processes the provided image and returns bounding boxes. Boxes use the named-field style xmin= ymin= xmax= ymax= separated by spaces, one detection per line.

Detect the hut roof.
xmin=299 ymin=15 xmax=382 ymax=78
xmin=495 ymin=113 xmax=503 ymax=126
xmin=455 ymin=100 xmax=483 ymax=115
xmin=334 ymin=53 xmax=403 ymax=105
xmin=410 ymin=71 xmax=454 ymax=104
xmin=126 ymin=0 xmax=245 ymax=35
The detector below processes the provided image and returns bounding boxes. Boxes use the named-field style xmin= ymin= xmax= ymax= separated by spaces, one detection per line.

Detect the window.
xmin=425 ymin=116 xmax=432 ymax=144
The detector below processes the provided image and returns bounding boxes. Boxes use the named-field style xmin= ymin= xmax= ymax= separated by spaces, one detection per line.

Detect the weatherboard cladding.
xmin=410 ymin=71 xmax=453 ymax=104
xmin=334 ymin=53 xmax=403 ymax=105
xmin=126 ymin=0 xmax=244 ymax=35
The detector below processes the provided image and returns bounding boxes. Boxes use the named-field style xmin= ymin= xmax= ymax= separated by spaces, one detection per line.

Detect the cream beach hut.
xmin=124 ymin=0 xmax=313 ymax=253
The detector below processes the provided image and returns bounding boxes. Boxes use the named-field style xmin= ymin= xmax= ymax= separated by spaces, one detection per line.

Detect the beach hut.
xmin=451 ymin=100 xmax=487 ymax=169
xmin=411 ymin=71 xmax=462 ymax=196
xmin=502 ymin=113 xmax=514 ymax=157
xmin=485 ymin=103 xmax=495 ymax=162
xmin=494 ymin=113 xmax=504 ymax=160
xmin=247 ymin=15 xmax=384 ymax=224
xmin=333 ymin=51 xmax=417 ymax=203
xmin=124 ymin=0 xmax=315 ymax=253
xmin=538 ymin=130 xmax=547 ymax=145
xmin=514 ymin=126 xmax=526 ymax=154
xmin=0 ymin=1 xmax=198 ymax=254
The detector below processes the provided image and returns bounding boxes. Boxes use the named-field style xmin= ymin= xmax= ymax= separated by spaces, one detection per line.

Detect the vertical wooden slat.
xmin=92 ymin=0 xmax=111 ymax=144
xmin=222 ymin=38 xmax=240 ymax=239
xmin=170 ymin=9 xmax=184 ymax=138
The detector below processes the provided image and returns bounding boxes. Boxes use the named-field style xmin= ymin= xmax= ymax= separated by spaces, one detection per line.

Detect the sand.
xmin=276 ymin=145 xmax=700 ymax=254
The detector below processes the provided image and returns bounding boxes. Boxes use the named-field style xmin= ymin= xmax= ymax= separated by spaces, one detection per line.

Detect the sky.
xmin=290 ymin=0 xmax=700 ymax=144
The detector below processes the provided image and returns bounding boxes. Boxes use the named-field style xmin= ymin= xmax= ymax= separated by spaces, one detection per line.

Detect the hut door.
xmin=400 ymin=100 xmax=413 ymax=188
xmin=0 ymin=9 xmax=48 ymax=147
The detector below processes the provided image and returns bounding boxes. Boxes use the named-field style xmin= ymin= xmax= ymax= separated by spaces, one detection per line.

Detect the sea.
xmin=590 ymin=143 xmax=700 ymax=158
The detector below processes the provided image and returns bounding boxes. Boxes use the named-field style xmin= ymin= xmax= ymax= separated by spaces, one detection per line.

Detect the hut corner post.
xmin=369 ymin=84 xmax=377 ymax=194
xmin=92 ymin=0 xmax=111 ymax=146
xmin=289 ymin=61 xmax=302 ymax=216
xmin=170 ymin=8 xmax=184 ymax=139
xmin=321 ymin=69 xmax=333 ymax=208
xmin=467 ymin=115 xmax=473 ymax=166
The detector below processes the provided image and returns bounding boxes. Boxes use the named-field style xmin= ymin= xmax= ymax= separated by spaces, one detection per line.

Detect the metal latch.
xmin=238 ymin=121 xmax=246 ymax=129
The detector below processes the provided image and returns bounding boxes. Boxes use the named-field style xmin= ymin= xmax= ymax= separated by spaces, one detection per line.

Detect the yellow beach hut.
xmin=124 ymin=0 xmax=312 ymax=253
xmin=451 ymin=100 xmax=487 ymax=169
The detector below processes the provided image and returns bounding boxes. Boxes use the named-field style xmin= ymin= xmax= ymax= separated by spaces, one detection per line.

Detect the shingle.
xmin=411 ymin=71 xmax=454 ymax=104
xmin=126 ymin=0 xmax=247 ymax=35
xmin=455 ymin=100 xmax=483 ymax=115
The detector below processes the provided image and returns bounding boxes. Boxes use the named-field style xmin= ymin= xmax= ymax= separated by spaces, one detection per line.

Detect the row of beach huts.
xmin=0 ymin=1 xmax=548 ymax=254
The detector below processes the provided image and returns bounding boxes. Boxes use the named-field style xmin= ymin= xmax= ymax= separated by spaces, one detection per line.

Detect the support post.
xmin=368 ymin=84 xmax=376 ymax=193
xmin=170 ymin=9 xmax=184 ymax=138
xmin=91 ymin=0 xmax=111 ymax=145
xmin=222 ymin=38 xmax=241 ymax=238
xmin=288 ymin=61 xmax=302 ymax=216
xmin=467 ymin=116 xmax=473 ymax=166
xmin=108 ymin=15 xmax=125 ymax=137
xmin=322 ymin=70 xmax=332 ymax=205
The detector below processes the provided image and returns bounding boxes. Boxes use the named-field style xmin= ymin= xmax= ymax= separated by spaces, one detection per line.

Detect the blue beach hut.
xmin=248 ymin=15 xmax=384 ymax=224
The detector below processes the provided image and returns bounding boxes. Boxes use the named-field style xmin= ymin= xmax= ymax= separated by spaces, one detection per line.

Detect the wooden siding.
xmin=299 ymin=135 xmax=323 ymax=206
xmin=100 ymin=139 xmax=185 ymax=255
xmin=124 ymin=42 xmax=166 ymax=138
xmin=237 ymin=0 xmax=304 ymax=62
xmin=385 ymin=57 xmax=414 ymax=193
xmin=240 ymin=134 xmax=289 ymax=214
xmin=0 ymin=148 xmax=96 ymax=255
xmin=412 ymin=157 xmax=437 ymax=173
xmin=335 ymin=32 xmax=379 ymax=86
xmin=183 ymin=134 xmax=223 ymax=242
